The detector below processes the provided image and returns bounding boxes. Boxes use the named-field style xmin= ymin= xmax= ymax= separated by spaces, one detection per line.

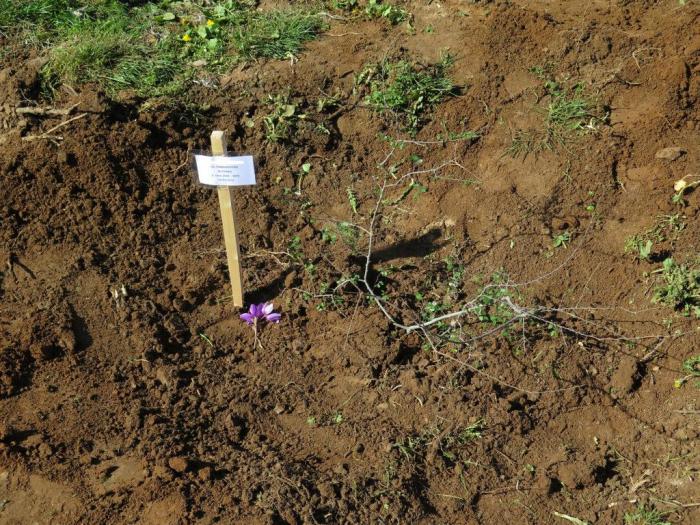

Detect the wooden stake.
xmin=211 ymin=130 xmax=244 ymax=308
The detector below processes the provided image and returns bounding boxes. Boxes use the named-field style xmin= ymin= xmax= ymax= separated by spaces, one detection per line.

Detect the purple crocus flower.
xmin=240 ymin=303 xmax=281 ymax=326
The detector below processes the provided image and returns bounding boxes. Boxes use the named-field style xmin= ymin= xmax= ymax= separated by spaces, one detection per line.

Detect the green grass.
xmin=624 ymin=505 xmax=671 ymax=525
xmin=545 ymin=81 xmax=593 ymax=132
xmin=0 ymin=0 xmax=76 ymax=30
xmin=232 ymin=10 xmax=325 ymax=60
xmin=507 ymin=74 xmax=602 ymax=157
xmin=1 ymin=1 xmax=325 ymax=101
xmin=360 ymin=54 xmax=455 ymax=134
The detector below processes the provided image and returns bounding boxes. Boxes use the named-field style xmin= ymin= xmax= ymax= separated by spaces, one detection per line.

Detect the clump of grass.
xmin=233 ymin=10 xmax=324 ymax=60
xmin=507 ymin=73 xmax=604 ymax=157
xmin=394 ymin=420 xmax=485 ymax=462
xmin=41 ymin=2 xmax=184 ymax=99
xmin=360 ymin=54 xmax=455 ymax=134
xmin=624 ymin=504 xmax=670 ymax=525
xmin=3 ymin=1 xmax=325 ymax=101
xmin=544 ymin=81 xmax=593 ymax=133
xmin=0 ymin=0 xmax=75 ymax=32
xmin=653 ymin=258 xmax=700 ymax=316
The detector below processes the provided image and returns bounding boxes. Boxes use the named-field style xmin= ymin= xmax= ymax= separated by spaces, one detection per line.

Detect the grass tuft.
xmin=2 ymin=1 xmax=325 ymax=101
xmin=624 ymin=504 xmax=671 ymax=525
xmin=360 ymin=54 xmax=455 ymax=134
xmin=507 ymin=74 xmax=604 ymax=157
xmin=233 ymin=10 xmax=325 ymax=60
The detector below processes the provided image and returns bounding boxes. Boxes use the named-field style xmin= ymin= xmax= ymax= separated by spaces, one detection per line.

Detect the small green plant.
xmin=652 ymin=258 xmax=700 ymax=316
xmin=360 ymin=54 xmax=455 ymax=133
xmin=624 ymin=214 xmax=685 ymax=261
xmin=263 ymin=94 xmax=307 ymax=142
xmin=337 ymin=221 xmax=360 ymax=251
xmin=455 ymin=419 xmax=485 ymax=442
xmin=294 ymin=162 xmax=312 ymax=194
xmin=473 ymin=271 xmax=517 ymax=328
xmin=552 ymin=231 xmax=571 ymax=249
xmin=347 ymin=187 xmax=359 ymax=214
xmin=364 ymin=0 xmax=409 ymax=24
xmin=672 ymin=176 xmax=700 ymax=206
xmin=333 ymin=0 xmax=409 ymax=24
xmin=321 ymin=226 xmax=337 ymax=244
xmin=445 ymin=258 xmax=465 ymax=299
xmin=624 ymin=236 xmax=653 ymax=261
xmin=675 ymin=355 xmax=700 ymax=388
xmin=624 ymin=504 xmax=671 ymax=525
xmin=288 ymin=236 xmax=304 ymax=263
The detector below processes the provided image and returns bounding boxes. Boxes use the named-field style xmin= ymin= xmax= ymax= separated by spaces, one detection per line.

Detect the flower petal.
xmin=240 ymin=313 xmax=255 ymax=325
xmin=262 ymin=303 xmax=274 ymax=315
xmin=264 ymin=312 xmax=281 ymax=323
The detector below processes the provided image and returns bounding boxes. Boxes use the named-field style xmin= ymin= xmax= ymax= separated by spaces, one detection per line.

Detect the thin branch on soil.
xmin=22 ymin=113 xmax=88 ymax=142
xmin=15 ymin=103 xmax=79 ymax=116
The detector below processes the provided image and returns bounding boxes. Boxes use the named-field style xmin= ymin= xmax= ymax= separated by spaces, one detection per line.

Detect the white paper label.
xmin=194 ymin=154 xmax=256 ymax=186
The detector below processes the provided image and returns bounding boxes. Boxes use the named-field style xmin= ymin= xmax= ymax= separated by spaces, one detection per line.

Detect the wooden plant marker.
xmin=194 ymin=131 xmax=257 ymax=308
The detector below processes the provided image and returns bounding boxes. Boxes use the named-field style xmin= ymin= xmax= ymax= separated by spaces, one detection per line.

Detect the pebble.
xmin=198 ymin=466 xmax=212 ymax=481
xmin=655 ymin=147 xmax=685 ymax=161
xmin=167 ymin=456 xmax=190 ymax=473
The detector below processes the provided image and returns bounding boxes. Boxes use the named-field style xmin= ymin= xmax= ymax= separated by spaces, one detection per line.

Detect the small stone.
xmin=38 ymin=442 xmax=53 ymax=458
xmin=475 ymin=241 xmax=491 ymax=253
xmin=273 ymin=404 xmax=285 ymax=415
xmin=191 ymin=59 xmax=208 ymax=67
xmin=655 ymin=147 xmax=685 ymax=161
xmin=167 ymin=456 xmax=190 ymax=473
xmin=155 ymin=367 xmax=173 ymax=388
xmin=198 ymin=466 xmax=212 ymax=481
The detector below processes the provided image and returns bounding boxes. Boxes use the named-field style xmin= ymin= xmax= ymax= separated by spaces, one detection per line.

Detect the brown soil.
xmin=1 ymin=1 xmax=700 ymax=524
